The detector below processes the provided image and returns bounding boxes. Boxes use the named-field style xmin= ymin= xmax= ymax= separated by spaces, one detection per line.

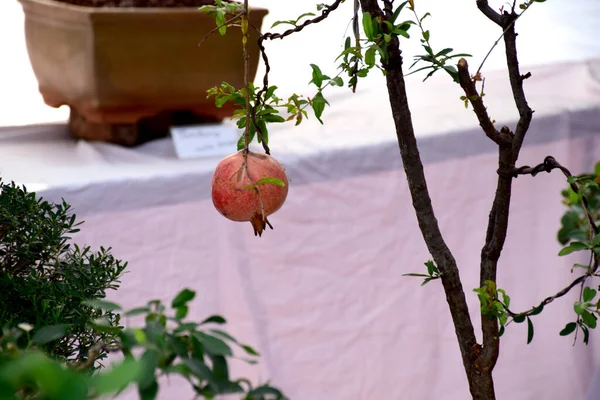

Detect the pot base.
xmin=68 ymin=107 xmax=226 ymax=146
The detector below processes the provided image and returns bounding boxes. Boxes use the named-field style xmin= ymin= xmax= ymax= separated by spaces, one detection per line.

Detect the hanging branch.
xmin=504 ymin=156 xmax=600 ymax=318
xmin=250 ymin=0 xmax=346 ymax=152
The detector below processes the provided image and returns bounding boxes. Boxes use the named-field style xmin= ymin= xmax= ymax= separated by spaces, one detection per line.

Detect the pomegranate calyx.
xmin=250 ymin=214 xmax=273 ymax=237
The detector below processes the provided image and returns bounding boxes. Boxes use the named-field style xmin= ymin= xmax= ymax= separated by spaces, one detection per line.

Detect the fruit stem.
xmin=242 ymin=0 xmax=250 ymax=156
xmin=240 ymin=1 xmax=268 ymax=235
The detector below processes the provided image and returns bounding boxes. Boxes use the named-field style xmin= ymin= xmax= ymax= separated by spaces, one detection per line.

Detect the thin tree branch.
xmin=358 ymin=0 xmax=487 ymax=397
xmin=457 ymin=58 xmax=511 ymax=146
xmin=476 ymin=0 xmax=503 ymax=26
xmin=513 ymin=156 xmax=599 ymax=235
xmin=475 ymin=2 xmax=536 ymax=75
xmin=474 ymin=3 xmax=533 ymax=375
xmin=501 ymin=13 xmax=533 ymax=162
xmin=249 ymin=0 xmax=344 ymax=154
xmin=506 ymin=156 xmax=600 ymax=317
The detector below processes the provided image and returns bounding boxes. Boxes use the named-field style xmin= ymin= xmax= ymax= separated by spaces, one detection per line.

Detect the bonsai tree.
xmin=202 ymin=0 xmax=600 ymax=399
xmin=0 ymin=180 xmax=286 ymax=400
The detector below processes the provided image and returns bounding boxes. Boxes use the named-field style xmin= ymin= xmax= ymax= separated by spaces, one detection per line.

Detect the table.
xmin=2 ymin=1 xmax=600 ymax=399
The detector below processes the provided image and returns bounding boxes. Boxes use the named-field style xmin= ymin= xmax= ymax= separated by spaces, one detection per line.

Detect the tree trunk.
xmin=468 ymin=371 xmax=496 ymax=400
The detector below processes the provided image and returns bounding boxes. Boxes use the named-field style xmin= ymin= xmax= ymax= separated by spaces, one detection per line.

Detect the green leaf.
xmin=255 ymin=177 xmax=286 ymax=187
xmin=498 ymin=325 xmax=505 ymax=337
xmin=530 ymin=304 xmax=543 ymax=316
xmin=425 ymin=260 xmax=435 ymax=275
xmin=560 ymin=322 xmax=577 ymax=336
xmin=574 ymin=301 xmax=587 ymax=315
xmin=271 ymin=20 xmax=293 ymax=28
xmin=262 ymin=114 xmax=286 ymax=123
xmin=139 ymin=380 xmax=159 ymax=400
xmin=89 ymin=318 xmax=122 ymax=334
xmin=558 ymin=241 xmax=590 ymax=256
xmin=194 ymin=332 xmax=233 ymax=356
xmin=215 ymin=95 xmax=229 ymax=108
xmin=402 ymin=273 xmax=430 ymax=278
xmin=362 ymin=12 xmax=374 ymax=40
xmin=422 ymin=30 xmax=430 ymax=41
xmin=294 ymin=12 xmax=316 ymax=24
xmin=584 ymin=287 xmax=597 ymax=302
xmin=365 ymin=46 xmax=377 ymax=67
xmin=513 ymin=314 xmax=526 ymax=323
xmin=209 ymin=329 xmax=238 ymax=343
xmin=265 ymin=85 xmax=278 ymax=100
xmin=82 ymin=299 xmax=122 ymax=311
xmin=92 ymin=359 xmax=141 ymax=395
xmin=241 ymin=344 xmax=260 ymax=356
xmin=435 ymin=48 xmax=453 ymax=57
xmin=311 ymin=92 xmax=329 ymax=124
xmin=137 ymin=349 xmax=159 ymax=390
xmin=32 ymin=324 xmax=68 ymax=345
xmin=331 ymin=76 xmax=344 ymax=86
xmin=421 ymin=277 xmax=440 ymax=286
xmin=248 ymin=385 xmax=285 ymax=398
xmin=125 ymin=307 xmax=151 ymax=317
xmin=310 ymin=64 xmax=324 ymax=88
xmin=200 ymin=315 xmax=227 ymax=325
xmin=391 ymin=0 xmax=409 ymax=23
xmin=172 ymin=288 xmax=196 ymax=308
xmin=526 ymin=317 xmax=534 ymax=344
xmin=175 ymin=305 xmax=189 ymax=320
xmin=582 ymin=311 xmax=597 ymax=329
xmin=182 ymin=359 xmax=218 ymax=391
xmin=216 ymin=10 xmax=226 ymax=35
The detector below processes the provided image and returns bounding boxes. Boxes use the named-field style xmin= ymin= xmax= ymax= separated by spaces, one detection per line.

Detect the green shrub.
xmin=0 ymin=180 xmax=125 ymax=367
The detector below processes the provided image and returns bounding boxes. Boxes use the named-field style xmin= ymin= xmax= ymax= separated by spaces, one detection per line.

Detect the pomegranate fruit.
xmin=211 ymin=151 xmax=289 ymax=236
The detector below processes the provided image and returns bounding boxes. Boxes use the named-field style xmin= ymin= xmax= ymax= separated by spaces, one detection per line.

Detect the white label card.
xmin=170 ymin=123 xmax=240 ymax=160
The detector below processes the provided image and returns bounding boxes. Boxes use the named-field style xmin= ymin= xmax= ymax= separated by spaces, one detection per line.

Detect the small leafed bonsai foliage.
xmin=202 ymin=0 xmax=600 ymax=398
xmin=0 ymin=179 xmax=125 ymax=368
xmin=0 ymin=181 xmax=285 ymax=399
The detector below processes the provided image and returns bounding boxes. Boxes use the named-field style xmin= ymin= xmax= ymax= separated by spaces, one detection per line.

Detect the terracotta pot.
xmin=18 ymin=0 xmax=268 ymax=145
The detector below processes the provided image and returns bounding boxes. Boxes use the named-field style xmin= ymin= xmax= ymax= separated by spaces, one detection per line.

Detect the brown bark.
xmin=357 ymin=1 xmax=535 ymax=399
xmin=357 ymin=1 xmax=497 ymax=398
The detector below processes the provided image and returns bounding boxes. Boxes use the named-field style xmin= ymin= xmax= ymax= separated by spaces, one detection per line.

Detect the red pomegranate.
xmin=211 ymin=151 xmax=289 ymax=236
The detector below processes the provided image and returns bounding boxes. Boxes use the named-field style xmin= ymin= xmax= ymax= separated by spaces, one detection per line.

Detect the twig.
xmin=457 ymin=58 xmax=512 ymax=146
xmin=251 ymin=0 xmax=346 ymax=151
xmin=241 ymin=0 xmax=267 ymax=236
xmin=513 ymin=156 xmax=598 ymax=234
xmin=506 ymin=156 xmax=600 ymax=318
xmin=198 ymin=13 xmax=244 ymax=47
xmin=476 ymin=0 xmax=503 ymax=26
xmin=501 ymin=16 xmax=533 ymax=161
xmin=242 ymin=1 xmax=250 ymax=155
xmin=351 ymin=0 xmax=361 ymax=93
xmin=475 ymin=3 xmax=535 ymax=75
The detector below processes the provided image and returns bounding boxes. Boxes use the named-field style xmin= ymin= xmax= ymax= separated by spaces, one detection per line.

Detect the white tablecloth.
xmin=2 ymin=0 xmax=600 ymax=399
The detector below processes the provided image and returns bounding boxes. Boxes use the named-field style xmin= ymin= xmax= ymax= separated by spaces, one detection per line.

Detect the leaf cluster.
xmin=199 ymin=0 xmax=243 ymax=36
xmin=405 ymin=3 xmax=471 ymax=83
xmin=0 ymin=289 xmax=286 ymax=400
xmin=0 ymin=180 xmax=125 ymax=368
xmin=402 ymin=260 xmax=441 ymax=286
xmin=557 ymin=162 xmax=600 ymax=246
